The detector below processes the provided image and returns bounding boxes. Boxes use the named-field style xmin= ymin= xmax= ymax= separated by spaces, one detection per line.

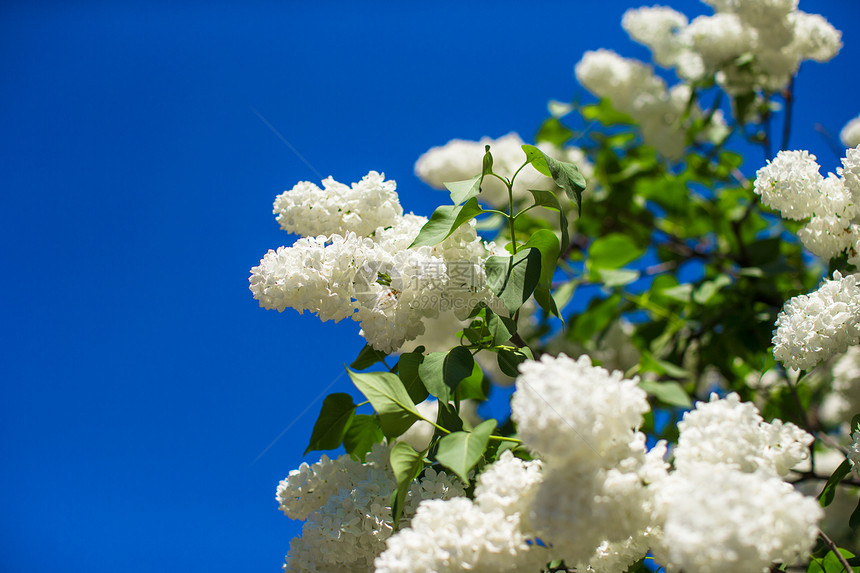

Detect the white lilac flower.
xmin=788 ymin=11 xmax=842 ymax=63
xmin=638 ymin=83 xmax=696 ymax=161
xmin=797 ymin=213 xmax=860 ymax=261
xmin=841 ymin=147 xmax=860 ymax=201
xmin=279 ymin=445 xmax=465 ymax=573
xmin=530 ymin=462 xmax=653 ymax=565
xmin=373 ymin=497 xmax=548 ymax=573
xmin=672 ymin=393 xmax=812 ymax=476
xmin=753 ymin=150 xmax=859 ymax=261
xmin=735 ymin=0 xmax=797 ymax=22
xmin=575 ymin=49 xmax=666 ymax=115
xmin=511 ymin=353 xmax=650 ymax=465
xmin=681 ymin=13 xmax=755 ymax=68
xmin=673 ymin=49 xmax=707 ymax=81
xmin=252 ymin=175 xmax=503 ymax=353
xmin=352 ymin=246 xmax=447 ymax=353
xmin=651 ymin=463 xmax=822 ymax=573
xmin=278 ymin=453 xmax=344 ymax=522
xmin=273 ymin=171 xmax=402 ymax=238
xmin=249 ymin=234 xmax=366 ymax=322
xmin=842 ymin=117 xmax=860 ymax=149
xmin=621 ymin=6 xmax=689 ymax=67
xmin=674 ymin=2 xmax=839 ymax=94
xmin=403 ymin=467 xmax=467 ymax=515
xmin=473 ymin=450 xmax=543 ymax=519
xmin=753 ymin=150 xmax=824 ymax=220
xmin=820 ymin=172 xmax=856 ymax=218
xmin=773 ymin=272 xmax=860 ymax=370
xmin=546 ymin=439 xmax=666 ymax=570
xmin=737 ymin=1 xmax=796 ymax=50
xmin=577 ymin=527 xmax=660 ymax=573
xmin=575 ymin=49 xmax=713 ymax=159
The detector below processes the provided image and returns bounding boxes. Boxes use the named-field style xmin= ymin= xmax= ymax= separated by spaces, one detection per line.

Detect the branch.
xmin=819 ymin=529 xmax=854 ymax=573
xmin=780 ymin=77 xmax=795 ymax=152
xmin=788 ymin=470 xmax=860 ymax=488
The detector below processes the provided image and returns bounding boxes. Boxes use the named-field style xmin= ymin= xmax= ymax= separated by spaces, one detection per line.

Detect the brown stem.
xmin=819 ymin=529 xmax=853 ymax=573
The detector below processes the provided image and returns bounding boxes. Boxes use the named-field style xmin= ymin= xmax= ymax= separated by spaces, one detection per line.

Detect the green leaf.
xmin=528 ymin=188 xmax=569 ymax=249
xmin=528 ymin=188 xmax=562 ymax=211
xmin=350 ymin=344 xmax=389 ymax=370
xmin=485 ymin=307 xmax=516 ymax=346
xmin=396 ymin=351 xmax=430 ymax=404
xmin=485 ymin=248 xmax=542 ymax=315
xmin=597 ymin=268 xmax=640 ymax=287
xmin=660 ymin=283 xmax=694 ymax=303
xmin=693 ymin=275 xmax=731 ymax=305
xmin=580 ymin=98 xmax=634 ymax=126
xmin=638 ymin=380 xmax=692 ymax=408
xmin=458 ymin=360 xmax=488 ymax=401
xmin=418 ymin=347 xmax=475 ymax=403
xmin=588 ymin=233 xmax=645 ymax=270
xmin=533 ymin=285 xmax=562 ymax=321
xmin=304 ymin=393 xmax=356 ymax=454
xmin=521 ymin=144 xmax=587 ymax=215
xmin=417 ymin=352 xmax=447 ymax=401
xmin=553 ymin=280 xmax=577 ymax=311
xmin=640 ymin=352 xmax=690 ymax=379
xmin=808 ymin=547 xmax=858 ymax=572
xmin=409 ymin=198 xmax=485 ymax=248
xmin=626 ymin=560 xmax=652 ymax=573
xmin=521 ymin=229 xmax=560 ymax=289
xmin=497 ymin=347 xmax=532 ymax=377
xmin=343 ymin=414 xmax=384 ymax=462
xmin=475 ymin=212 xmax=505 ymax=231
xmin=482 ymin=145 xmax=494 ymax=176
xmin=347 ymin=369 xmax=420 ymax=439
xmin=435 ymin=400 xmax=464 ymax=434
xmin=535 ymin=117 xmax=573 ymax=147
xmin=444 ymin=175 xmax=483 ymax=206
xmin=819 ymin=459 xmax=852 ymax=507
xmin=851 ymin=414 xmax=860 ymax=437
xmin=733 ymin=90 xmax=757 ymax=126
xmin=850 ymin=497 xmax=860 ymax=532
xmin=548 ymin=99 xmax=573 ymax=118
xmin=435 ymin=419 xmax=497 ymax=482
xmin=389 ymin=442 xmax=426 ymax=528
xmin=521 ymin=144 xmax=552 ymax=177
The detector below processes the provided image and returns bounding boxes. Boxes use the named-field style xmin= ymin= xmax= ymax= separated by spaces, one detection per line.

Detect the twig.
xmin=780 ymin=77 xmax=795 ymax=152
xmin=788 ymin=470 xmax=860 ymax=488
xmin=762 ymin=104 xmax=773 ymax=162
xmin=819 ymin=529 xmax=854 ymax=573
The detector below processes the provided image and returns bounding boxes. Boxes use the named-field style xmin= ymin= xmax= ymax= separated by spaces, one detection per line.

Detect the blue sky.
xmin=2 ymin=1 xmax=859 ymax=571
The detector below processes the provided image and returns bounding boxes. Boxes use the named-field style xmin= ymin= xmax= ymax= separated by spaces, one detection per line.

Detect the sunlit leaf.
xmin=409 ymin=198 xmax=484 ymax=248
xmin=348 ymin=369 xmax=420 ymax=439
xmin=435 ymin=419 xmax=497 ymax=482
